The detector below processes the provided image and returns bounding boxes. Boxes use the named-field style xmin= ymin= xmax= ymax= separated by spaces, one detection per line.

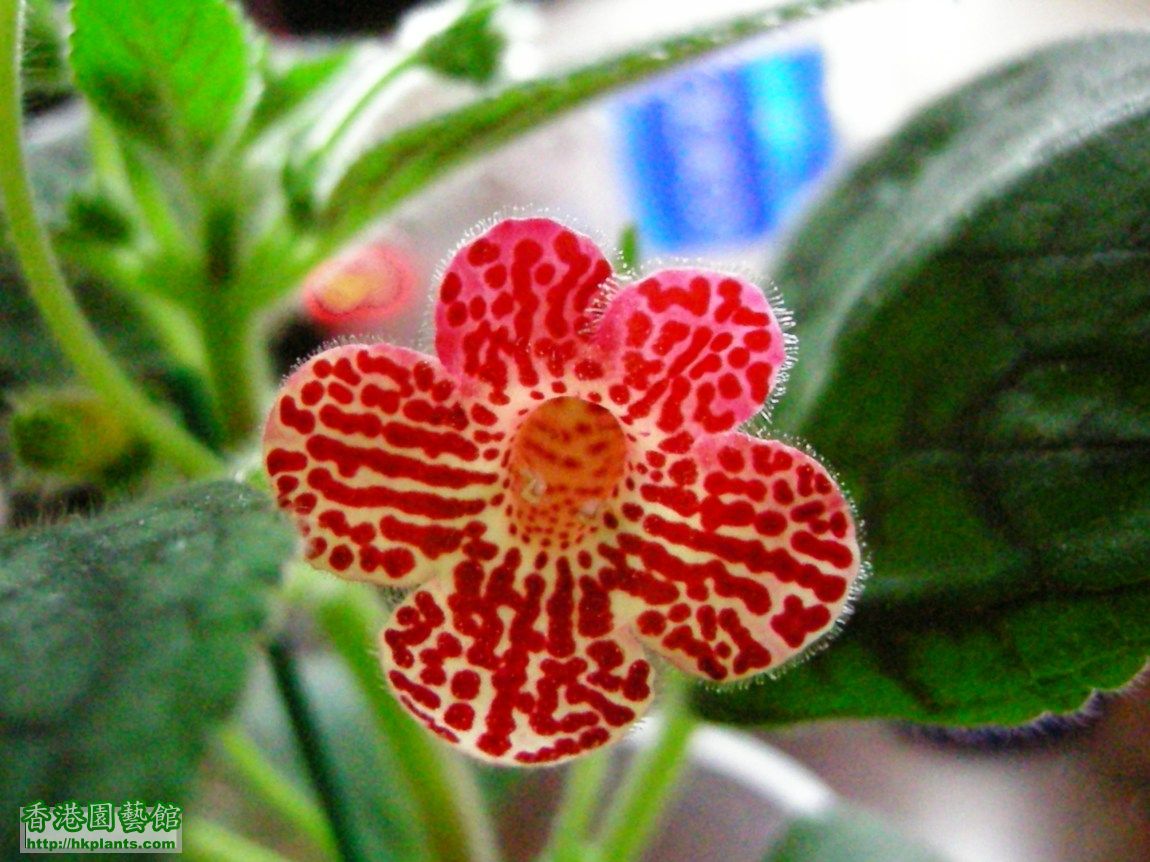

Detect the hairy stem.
xmin=0 ymin=0 xmax=221 ymax=478
xmin=200 ymin=294 xmax=267 ymax=446
xmin=594 ymin=673 xmax=698 ymax=862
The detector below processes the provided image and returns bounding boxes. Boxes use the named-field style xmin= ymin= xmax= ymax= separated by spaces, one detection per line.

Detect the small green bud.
xmin=410 ymin=1 xmax=508 ymax=85
xmin=8 ymin=388 xmax=148 ymax=484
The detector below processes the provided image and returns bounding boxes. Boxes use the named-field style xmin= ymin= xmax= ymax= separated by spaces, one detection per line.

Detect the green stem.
xmin=594 ymin=674 xmax=698 ymax=862
xmin=200 ymin=296 xmax=266 ymax=446
xmin=217 ymin=725 xmax=339 ymax=861
xmin=268 ymin=637 xmax=367 ymax=862
xmin=312 ymin=582 xmax=501 ymax=862
xmin=183 ymin=817 xmax=299 ymax=862
xmin=543 ymin=749 xmax=611 ymax=862
xmin=311 ymin=56 xmax=416 ymax=168
xmin=0 ymin=0 xmax=222 ymax=478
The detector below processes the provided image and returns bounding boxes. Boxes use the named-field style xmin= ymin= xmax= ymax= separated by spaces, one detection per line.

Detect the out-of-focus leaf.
xmin=414 ymin=0 xmax=506 ymax=85
xmin=317 ymin=0 xmax=870 ymax=242
xmin=0 ymin=253 xmax=163 ymax=394
xmin=70 ymin=0 xmax=255 ymax=155
xmin=695 ymin=33 xmax=1150 ymax=726
xmin=22 ymin=0 xmax=70 ymax=106
xmin=247 ymin=44 xmax=359 ymax=142
xmin=0 ymin=482 xmax=293 ymax=858
xmin=765 ymin=807 xmax=948 ymax=862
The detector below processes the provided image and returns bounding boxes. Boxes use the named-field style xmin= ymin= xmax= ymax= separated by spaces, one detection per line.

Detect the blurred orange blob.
xmin=302 ymin=243 xmax=416 ymax=332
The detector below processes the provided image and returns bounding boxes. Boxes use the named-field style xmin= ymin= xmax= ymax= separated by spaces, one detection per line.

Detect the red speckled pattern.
xmin=609 ymin=432 xmax=854 ymax=682
xmin=265 ymin=343 xmax=501 ymax=585
xmin=265 ymin=218 xmax=861 ymax=765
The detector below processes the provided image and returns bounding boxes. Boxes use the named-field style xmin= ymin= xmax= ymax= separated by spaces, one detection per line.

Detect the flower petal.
xmin=380 ymin=548 xmax=655 ymax=765
xmin=592 ymin=270 xmax=787 ymax=437
xmin=263 ymin=343 xmax=504 ymax=586
xmin=606 ymin=433 xmax=860 ymax=682
xmin=435 ymin=218 xmax=614 ymax=409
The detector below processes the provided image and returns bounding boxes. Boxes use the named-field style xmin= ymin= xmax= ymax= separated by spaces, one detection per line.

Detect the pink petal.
xmin=592 ymin=270 xmax=787 ymax=437
xmin=380 ymin=548 xmax=654 ymax=765
xmin=263 ymin=343 xmax=504 ymax=586
xmin=606 ymin=432 xmax=860 ymax=682
xmin=434 ymin=218 xmax=614 ymax=410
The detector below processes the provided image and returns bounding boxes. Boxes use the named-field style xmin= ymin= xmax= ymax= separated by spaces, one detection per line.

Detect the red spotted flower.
xmin=265 ymin=218 xmax=861 ymax=765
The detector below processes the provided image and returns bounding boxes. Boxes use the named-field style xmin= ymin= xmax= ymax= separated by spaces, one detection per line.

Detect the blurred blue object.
xmin=616 ymin=48 xmax=834 ymax=252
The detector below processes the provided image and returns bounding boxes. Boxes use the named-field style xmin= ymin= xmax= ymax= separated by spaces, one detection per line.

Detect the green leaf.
xmin=0 ymin=481 xmax=292 ymax=858
xmin=70 ymin=0 xmax=255 ymax=156
xmin=695 ymin=33 xmax=1150 ymax=726
xmin=317 ymin=0 xmax=871 ymax=243
xmin=765 ymin=807 xmax=947 ymax=862
xmin=247 ymin=44 xmax=359 ymax=143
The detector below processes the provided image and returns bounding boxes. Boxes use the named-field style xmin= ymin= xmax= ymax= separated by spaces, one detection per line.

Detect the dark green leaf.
xmin=317 ymin=0 xmax=870 ymax=243
xmin=70 ymin=0 xmax=255 ymax=155
xmin=765 ymin=807 xmax=947 ymax=862
xmin=63 ymin=187 xmax=136 ymax=246
xmin=0 ymin=481 xmax=292 ymax=858
xmin=415 ymin=0 xmax=506 ymax=85
xmin=695 ymin=33 xmax=1150 ymax=726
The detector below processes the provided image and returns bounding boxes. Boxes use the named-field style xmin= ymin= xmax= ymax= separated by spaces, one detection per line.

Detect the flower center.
xmin=508 ymin=397 xmax=627 ymax=547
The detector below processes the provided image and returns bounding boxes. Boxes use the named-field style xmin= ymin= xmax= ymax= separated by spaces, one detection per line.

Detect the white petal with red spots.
xmin=608 ymin=432 xmax=858 ymax=682
xmin=380 ymin=548 xmax=653 ymax=765
xmin=264 ymin=343 xmax=506 ymax=586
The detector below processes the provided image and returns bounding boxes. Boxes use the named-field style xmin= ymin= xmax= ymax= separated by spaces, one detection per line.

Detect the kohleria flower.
xmin=265 ymin=218 xmax=861 ymax=765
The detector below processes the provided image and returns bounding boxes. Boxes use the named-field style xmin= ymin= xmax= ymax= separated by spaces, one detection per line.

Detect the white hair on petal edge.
xmin=416 ymin=206 xmax=620 ymax=353
xmin=282 ymin=332 xmax=377 ymax=380
xmin=696 ymin=426 xmax=871 ymax=696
